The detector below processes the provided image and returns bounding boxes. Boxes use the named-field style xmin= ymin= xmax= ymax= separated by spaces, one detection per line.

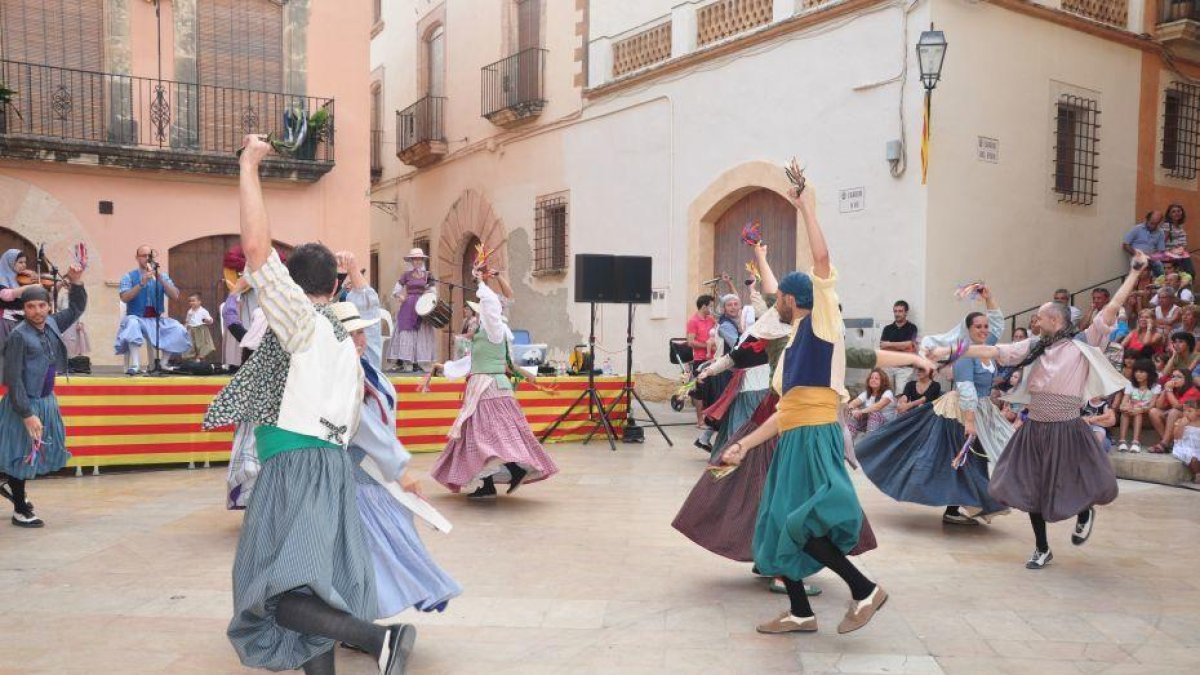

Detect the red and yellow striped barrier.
xmin=0 ymin=376 xmax=630 ymax=469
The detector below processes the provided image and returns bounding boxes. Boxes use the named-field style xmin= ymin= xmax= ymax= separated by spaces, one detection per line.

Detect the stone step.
xmin=1109 ymin=450 xmax=1193 ymax=486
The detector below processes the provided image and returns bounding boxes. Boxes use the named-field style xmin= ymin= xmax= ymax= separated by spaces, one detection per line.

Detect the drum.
xmin=416 ymin=292 xmax=452 ymax=328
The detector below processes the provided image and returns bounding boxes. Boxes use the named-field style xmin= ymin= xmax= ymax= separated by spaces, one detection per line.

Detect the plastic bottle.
xmin=602 ymin=358 xmax=614 ymax=375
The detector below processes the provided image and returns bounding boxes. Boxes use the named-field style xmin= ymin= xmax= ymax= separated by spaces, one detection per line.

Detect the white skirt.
xmin=387 ymin=322 xmax=436 ymax=363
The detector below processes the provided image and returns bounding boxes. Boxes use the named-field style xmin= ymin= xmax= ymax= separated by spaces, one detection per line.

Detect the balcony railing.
xmin=396 ymin=96 xmax=446 ymax=167
xmin=370 ymin=129 xmax=383 ymax=180
xmin=481 ymin=48 xmax=546 ymax=126
xmin=0 ymin=59 xmax=335 ymax=178
xmin=1162 ymin=0 xmax=1200 ymax=21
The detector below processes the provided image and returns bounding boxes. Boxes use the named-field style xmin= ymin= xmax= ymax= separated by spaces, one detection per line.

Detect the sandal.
xmin=1149 ymin=444 xmax=1168 ymax=454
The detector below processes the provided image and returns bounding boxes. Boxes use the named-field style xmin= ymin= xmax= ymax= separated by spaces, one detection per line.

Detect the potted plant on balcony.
xmin=0 ymin=82 xmax=22 ymax=134
xmin=297 ymin=106 xmax=332 ymax=161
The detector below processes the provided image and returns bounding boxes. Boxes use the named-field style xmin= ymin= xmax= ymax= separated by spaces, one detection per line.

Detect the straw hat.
xmin=404 ymin=248 xmax=429 ymax=260
xmin=331 ymin=302 xmax=380 ymax=333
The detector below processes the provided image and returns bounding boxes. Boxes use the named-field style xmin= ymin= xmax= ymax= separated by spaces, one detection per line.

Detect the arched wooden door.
xmin=168 ymin=235 xmax=292 ymax=362
xmin=0 ymin=228 xmax=37 ymax=266
xmin=455 ymin=234 xmax=481 ymax=335
xmin=712 ymin=189 xmax=796 ymax=296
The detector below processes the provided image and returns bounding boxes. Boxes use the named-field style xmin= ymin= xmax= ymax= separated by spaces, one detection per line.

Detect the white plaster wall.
xmin=925 ymin=0 xmax=1143 ymax=334
xmin=589 ymin=0 xmax=681 ymax=39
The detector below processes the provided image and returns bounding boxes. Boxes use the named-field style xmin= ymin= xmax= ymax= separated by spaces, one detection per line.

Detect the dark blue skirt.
xmin=854 ymin=403 xmax=1005 ymax=512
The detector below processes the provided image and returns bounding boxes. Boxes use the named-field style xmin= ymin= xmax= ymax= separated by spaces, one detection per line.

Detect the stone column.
xmin=172 ymin=0 xmax=199 ymax=148
xmin=773 ymin=0 xmax=794 ymax=22
xmin=588 ymin=37 xmax=612 ymax=88
xmin=671 ymin=5 xmax=697 ymax=58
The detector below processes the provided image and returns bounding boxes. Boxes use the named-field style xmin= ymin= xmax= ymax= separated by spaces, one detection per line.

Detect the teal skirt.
xmin=752 ymin=421 xmax=863 ymax=580
xmin=0 ymin=393 xmax=70 ymax=479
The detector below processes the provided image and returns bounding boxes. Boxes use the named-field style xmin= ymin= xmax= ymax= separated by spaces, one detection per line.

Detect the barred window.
xmin=412 ymin=236 xmax=431 ymax=259
xmin=1163 ymin=82 xmax=1200 ymax=180
xmin=1052 ymin=95 xmax=1100 ymax=206
xmin=534 ymin=195 xmax=568 ymax=274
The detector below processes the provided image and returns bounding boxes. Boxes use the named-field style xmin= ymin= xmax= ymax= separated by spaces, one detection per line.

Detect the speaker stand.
xmin=539 ymin=302 xmax=618 ymax=451
xmin=588 ymin=303 xmax=671 ymax=446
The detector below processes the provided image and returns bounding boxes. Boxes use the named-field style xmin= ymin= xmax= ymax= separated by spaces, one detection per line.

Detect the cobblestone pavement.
xmin=1 ymin=433 xmax=1197 ymax=673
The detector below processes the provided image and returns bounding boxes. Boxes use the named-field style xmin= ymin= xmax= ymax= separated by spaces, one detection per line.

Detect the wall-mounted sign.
xmin=839 ymin=187 xmax=865 ymax=213
xmin=977 ymin=136 xmax=999 ymax=163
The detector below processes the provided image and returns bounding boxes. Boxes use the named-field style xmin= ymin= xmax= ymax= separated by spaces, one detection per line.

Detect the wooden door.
xmin=0 ymin=227 xmax=37 ymax=266
xmin=515 ymin=0 xmax=541 ymax=106
xmin=712 ymin=189 xmax=796 ymax=298
xmin=455 ymin=235 xmax=480 ymax=334
xmin=168 ymin=235 xmax=291 ymax=362
xmin=427 ymin=25 xmax=446 ymax=98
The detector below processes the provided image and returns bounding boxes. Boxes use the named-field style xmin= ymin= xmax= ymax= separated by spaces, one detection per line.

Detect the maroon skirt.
xmin=672 ymin=392 xmax=877 ymax=561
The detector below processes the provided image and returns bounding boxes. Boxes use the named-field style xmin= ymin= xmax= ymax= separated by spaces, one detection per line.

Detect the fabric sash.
xmin=777 ymin=387 xmax=839 ymax=430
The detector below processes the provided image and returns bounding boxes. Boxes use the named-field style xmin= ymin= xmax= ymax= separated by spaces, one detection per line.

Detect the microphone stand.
xmin=145 ymin=256 xmax=167 ymax=377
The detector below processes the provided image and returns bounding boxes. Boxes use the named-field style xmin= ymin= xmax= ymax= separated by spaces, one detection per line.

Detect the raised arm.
xmin=238 ymin=135 xmax=274 ymax=272
xmin=793 ymin=186 xmax=829 ymax=279
xmin=49 ymin=266 xmax=86 ymax=332
xmin=1103 ymin=251 xmax=1149 ymax=329
xmin=752 ymin=243 xmax=778 ymax=295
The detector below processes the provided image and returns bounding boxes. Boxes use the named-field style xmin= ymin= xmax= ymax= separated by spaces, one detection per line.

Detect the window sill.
xmin=371 ymin=20 xmax=385 ymax=39
xmin=532 ymin=268 xmax=568 ymax=278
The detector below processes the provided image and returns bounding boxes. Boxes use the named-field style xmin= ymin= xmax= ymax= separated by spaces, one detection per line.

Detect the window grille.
xmin=534 ymin=196 xmax=568 ymax=274
xmin=1163 ymin=82 xmax=1200 ymax=180
xmin=1052 ymin=94 xmax=1100 ymax=206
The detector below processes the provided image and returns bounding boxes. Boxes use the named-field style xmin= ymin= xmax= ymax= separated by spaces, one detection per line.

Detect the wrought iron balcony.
xmin=0 ymin=59 xmax=335 ymax=181
xmin=396 ymin=96 xmax=446 ymax=168
xmin=481 ymin=48 xmax=547 ymax=128
xmin=370 ymin=129 xmax=383 ymax=181
xmin=1158 ymin=1 xmax=1200 ymax=61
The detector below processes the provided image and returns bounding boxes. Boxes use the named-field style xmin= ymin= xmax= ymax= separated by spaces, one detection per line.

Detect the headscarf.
xmin=0 ymin=249 xmax=24 ymax=289
xmin=778 ymin=271 xmax=813 ymax=309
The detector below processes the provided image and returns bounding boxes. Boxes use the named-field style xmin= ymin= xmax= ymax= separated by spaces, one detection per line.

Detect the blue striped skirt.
xmin=227 ymin=447 xmax=377 ymax=671
xmin=0 ymin=393 xmax=70 ymax=479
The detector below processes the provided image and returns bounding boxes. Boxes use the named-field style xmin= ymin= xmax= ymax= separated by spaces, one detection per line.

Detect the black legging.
xmin=274 ymin=591 xmax=388 ymax=673
xmin=1029 ymin=509 xmax=1091 ymax=552
xmin=1 ymin=474 xmax=31 ymax=514
xmin=782 ymin=535 xmax=876 ymax=617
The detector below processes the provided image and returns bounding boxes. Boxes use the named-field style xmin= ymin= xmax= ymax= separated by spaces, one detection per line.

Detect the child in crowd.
xmin=1149 ymin=367 xmax=1200 ymax=453
xmin=1082 ymin=394 xmax=1116 ymax=449
xmin=993 ymin=369 xmax=1025 ymax=427
xmin=183 ymin=292 xmax=216 ymax=362
xmin=1170 ymin=401 xmax=1200 ymax=483
xmin=848 ymin=368 xmax=896 ymax=438
xmin=1117 ymin=360 xmax=1161 ymax=453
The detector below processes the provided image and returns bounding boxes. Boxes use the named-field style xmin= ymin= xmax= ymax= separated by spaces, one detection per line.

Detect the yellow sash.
xmin=777 ymin=387 xmax=839 ymax=430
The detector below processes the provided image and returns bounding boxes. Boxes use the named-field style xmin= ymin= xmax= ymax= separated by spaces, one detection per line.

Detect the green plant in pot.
xmin=0 ymin=83 xmax=23 ymax=134
xmin=298 ymin=106 xmax=331 ymax=160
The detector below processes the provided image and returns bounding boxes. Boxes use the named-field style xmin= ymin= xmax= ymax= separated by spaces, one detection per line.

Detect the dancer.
xmin=338 ymin=251 xmax=386 ymax=371
xmin=334 ymin=302 xmax=462 ymax=617
xmin=854 ymin=284 xmax=1013 ymax=525
xmin=115 ymin=245 xmax=191 ymax=374
xmin=386 ymin=249 xmax=436 ymax=373
xmin=205 ymin=135 xmax=413 ymax=674
xmin=0 ymin=266 xmax=85 ymax=527
xmin=428 ymin=264 xmax=558 ymax=499
xmin=720 ymin=176 xmax=887 ymax=636
xmin=947 ymin=251 xmax=1144 ymax=570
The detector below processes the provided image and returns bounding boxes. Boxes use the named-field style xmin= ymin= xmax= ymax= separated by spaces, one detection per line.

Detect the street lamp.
xmin=916 ymin=24 xmax=948 ymax=92
xmin=915 ymin=24 xmax=947 ymax=185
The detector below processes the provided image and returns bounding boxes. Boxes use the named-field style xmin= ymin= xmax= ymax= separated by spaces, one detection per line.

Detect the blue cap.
xmin=778 ymin=271 xmax=813 ymax=309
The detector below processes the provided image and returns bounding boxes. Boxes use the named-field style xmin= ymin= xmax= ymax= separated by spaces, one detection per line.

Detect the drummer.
xmin=387 ymin=247 xmax=437 ymax=373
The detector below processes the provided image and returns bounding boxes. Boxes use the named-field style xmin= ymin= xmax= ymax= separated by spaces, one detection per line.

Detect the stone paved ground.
xmin=1 ymin=429 xmax=1198 ymax=674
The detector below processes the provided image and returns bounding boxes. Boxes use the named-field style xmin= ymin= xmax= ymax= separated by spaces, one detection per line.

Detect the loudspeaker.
xmin=614 ymin=256 xmax=652 ymax=304
xmin=574 ymin=254 xmax=617 ymax=303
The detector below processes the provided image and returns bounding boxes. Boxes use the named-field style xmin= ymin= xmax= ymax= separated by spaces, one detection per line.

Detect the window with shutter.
xmin=196 ymin=0 xmax=284 ymax=152
xmin=0 ymin=0 xmax=105 ymax=140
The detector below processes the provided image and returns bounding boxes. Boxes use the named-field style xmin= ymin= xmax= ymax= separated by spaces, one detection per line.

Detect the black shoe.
xmin=1025 ymin=548 xmax=1053 ymax=570
xmin=467 ymin=478 xmax=497 ymax=501
xmin=1072 ymin=508 xmax=1094 ymax=546
xmin=411 ymin=365 xmax=425 ymax=374
xmin=12 ymin=509 xmax=43 ymax=528
xmin=378 ymin=624 xmax=416 ymax=675
xmin=694 ymin=439 xmax=713 ymax=453
xmin=505 ymin=464 xmax=528 ymax=494
xmin=942 ymin=507 xmax=977 ymax=526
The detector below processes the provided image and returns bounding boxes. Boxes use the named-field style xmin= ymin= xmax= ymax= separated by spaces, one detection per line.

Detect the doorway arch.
xmin=0 ymin=228 xmax=38 ymax=267
xmin=435 ymin=190 xmax=507 ymax=339
xmin=168 ymin=235 xmax=292 ymax=361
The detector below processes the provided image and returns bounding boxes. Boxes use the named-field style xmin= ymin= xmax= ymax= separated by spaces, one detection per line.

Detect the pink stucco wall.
xmin=0 ymin=0 xmax=371 ymax=367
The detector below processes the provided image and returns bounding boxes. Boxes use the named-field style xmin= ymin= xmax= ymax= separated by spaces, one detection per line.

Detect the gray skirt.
xmin=228 ymin=447 xmax=378 ymax=671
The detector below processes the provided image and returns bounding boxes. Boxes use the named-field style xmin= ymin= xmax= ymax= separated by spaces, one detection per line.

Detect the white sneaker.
xmin=1130 ymin=442 xmax=1143 ymax=454
xmin=1117 ymin=441 xmax=1129 ymax=452
xmin=1072 ymin=508 xmax=1095 ymax=546
xmin=1025 ymin=548 xmax=1053 ymax=570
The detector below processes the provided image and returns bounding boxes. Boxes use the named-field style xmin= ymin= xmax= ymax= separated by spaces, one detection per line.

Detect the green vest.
xmin=470 ymin=329 xmax=512 ymax=390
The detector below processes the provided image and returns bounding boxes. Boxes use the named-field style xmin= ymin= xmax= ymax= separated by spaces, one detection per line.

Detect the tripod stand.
xmin=539 ymin=302 xmax=618 ymax=451
xmin=587 ymin=303 xmax=672 ymax=447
